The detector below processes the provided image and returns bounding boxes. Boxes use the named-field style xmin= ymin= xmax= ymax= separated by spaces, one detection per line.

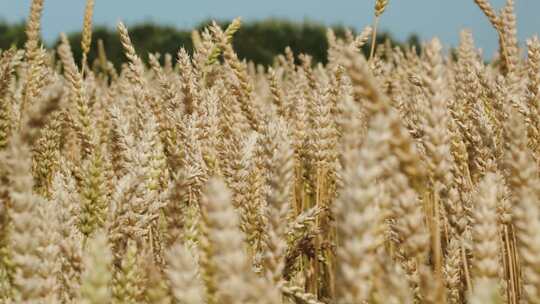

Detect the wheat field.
xmin=0 ymin=0 xmax=539 ymax=303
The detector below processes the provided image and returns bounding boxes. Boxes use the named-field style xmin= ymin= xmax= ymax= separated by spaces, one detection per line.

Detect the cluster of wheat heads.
xmin=2 ymin=0 xmax=540 ymax=303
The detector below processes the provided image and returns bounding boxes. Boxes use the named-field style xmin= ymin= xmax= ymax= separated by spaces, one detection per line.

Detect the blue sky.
xmin=1 ymin=0 xmax=539 ymax=57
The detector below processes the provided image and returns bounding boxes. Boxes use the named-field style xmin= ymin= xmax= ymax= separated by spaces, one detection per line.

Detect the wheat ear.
xmin=370 ymin=0 xmax=389 ymax=60
xmin=81 ymin=0 xmax=95 ymax=75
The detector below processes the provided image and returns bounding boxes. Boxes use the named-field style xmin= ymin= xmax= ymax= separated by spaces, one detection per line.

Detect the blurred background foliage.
xmin=0 ymin=18 xmax=421 ymax=67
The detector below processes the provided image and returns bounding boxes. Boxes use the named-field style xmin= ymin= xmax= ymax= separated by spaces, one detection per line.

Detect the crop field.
xmin=0 ymin=0 xmax=538 ymax=303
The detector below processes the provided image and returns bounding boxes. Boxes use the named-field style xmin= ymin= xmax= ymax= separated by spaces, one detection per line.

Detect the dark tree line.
xmin=0 ymin=19 xmax=421 ymax=67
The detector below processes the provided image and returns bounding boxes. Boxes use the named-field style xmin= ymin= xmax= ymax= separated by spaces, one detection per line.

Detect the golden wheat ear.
xmin=165 ymin=243 xmax=205 ymax=304
xmin=470 ymin=172 xmax=502 ymax=284
xmin=81 ymin=0 xmax=95 ymax=75
xmin=21 ymin=0 xmax=47 ymax=114
xmin=206 ymin=18 xmax=242 ymax=66
xmin=0 ymin=49 xmax=22 ymax=150
xmin=79 ymin=231 xmax=112 ymax=304
xmin=370 ymin=0 xmax=389 ymax=60
xmin=24 ymin=0 xmax=44 ymax=58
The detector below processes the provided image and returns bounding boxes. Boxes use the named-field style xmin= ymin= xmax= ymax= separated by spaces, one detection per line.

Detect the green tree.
xmin=0 ymin=21 xmax=26 ymax=49
xmin=0 ymin=18 xmax=418 ymax=68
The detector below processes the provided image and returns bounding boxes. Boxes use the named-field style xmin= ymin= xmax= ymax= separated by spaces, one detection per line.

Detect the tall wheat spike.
xmin=81 ymin=0 xmax=95 ymax=74
xmin=370 ymin=0 xmax=389 ymax=60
